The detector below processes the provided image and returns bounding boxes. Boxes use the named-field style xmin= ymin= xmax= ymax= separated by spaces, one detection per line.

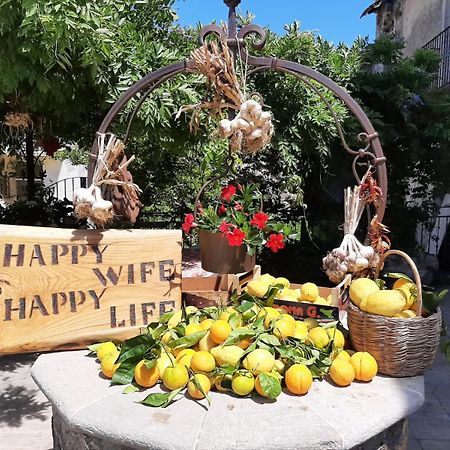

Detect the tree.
xmin=0 ymin=0 xmax=186 ymax=198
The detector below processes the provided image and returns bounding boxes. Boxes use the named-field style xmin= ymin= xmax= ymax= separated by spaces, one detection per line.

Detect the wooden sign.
xmin=0 ymin=225 xmax=182 ymax=355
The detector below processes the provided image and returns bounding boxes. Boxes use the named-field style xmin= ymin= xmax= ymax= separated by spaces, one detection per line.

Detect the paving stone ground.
xmin=0 ymin=293 xmax=449 ymax=450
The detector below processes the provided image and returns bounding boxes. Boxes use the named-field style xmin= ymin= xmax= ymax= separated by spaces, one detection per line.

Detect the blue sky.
xmin=174 ymin=0 xmax=376 ymax=45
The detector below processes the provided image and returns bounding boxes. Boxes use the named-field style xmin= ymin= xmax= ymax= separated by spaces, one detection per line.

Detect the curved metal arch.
xmin=88 ymin=29 xmax=388 ymax=222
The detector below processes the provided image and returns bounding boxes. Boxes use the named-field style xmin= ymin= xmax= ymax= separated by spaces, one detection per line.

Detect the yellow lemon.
xmin=326 ymin=328 xmax=345 ymax=349
xmin=210 ymin=320 xmax=232 ymax=344
xmin=285 ymin=364 xmax=313 ymax=395
xmin=274 ymin=277 xmax=290 ymax=288
xmin=329 ymin=359 xmax=355 ymax=387
xmin=176 ymin=348 xmax=196 ymax=368
xmin=306 ymin=327 xmax=330 ymax=349
xmin=187 ymin=373 xmax=211 ymax=399
xmin=162 ymin=364 xmax=189 ymax=390
xmin=394 ymin=282 xmax=417 ymax=310
xmin=190 ymin=351 xmax=216 ymax=372
xmin=134 ymin=360 xmax=159 ymax=388
xmin=300 ymin=282 xmax=319 ymax=301
xmin=334 ymin=350 xmax=351 ymax=362
xmin=185 ymin=323 xmax=202 ymax=335
xmin=349 ymin=278 xmax=379 ymax=307
xmin=219 ymin=307 xmax=238 ymax=321
xmin=314 ymin=296 xmax=329 ymax=306
xmin=350 ymin=352 xmax=378 ymax=382
xmin=258 ymin=273 xmax=276 ymax=285
xmin=210 ymin=345 xmax=244 ymax=366
xmin=96 ymin=342 xmax=118 ymax=361
xmin=273 ymin=359 xmax=286 ymax=375
xmin=257 ymin=307 xmax=281 ymax=328
xmin=396 ymin=309 xmax=417 ymax=318
xmin=247 ymin=280 xmax=270 ymax=298
xmin=273 ymin=317 xmax=295 ymax=339
xmin=304 ymin=318 xmax=319 ymax=330
xmin=156 ymin=353 xmax=175 ymax=379
xmin=232 ymin=372 xmax=255 ymax=396
xmin=293 ymin=321 xmax=309 ymax=340
xmin=198 ymin=331 xmax=216 ymax=352
xmin=200 ymin=318 xmax=214 ymax=330
xmin=243 ymin=349 xmax=275 ymax=375
xmin=101 ymin=355 xmax=120 ymax=379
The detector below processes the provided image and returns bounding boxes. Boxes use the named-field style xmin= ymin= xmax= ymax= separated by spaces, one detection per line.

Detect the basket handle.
xmin=375 ymin=249 xmax=423 ymax=317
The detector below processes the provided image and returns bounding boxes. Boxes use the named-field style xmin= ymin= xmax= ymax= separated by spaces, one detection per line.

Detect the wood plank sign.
xmin=0 ymin=225 xmax=182 ymax=355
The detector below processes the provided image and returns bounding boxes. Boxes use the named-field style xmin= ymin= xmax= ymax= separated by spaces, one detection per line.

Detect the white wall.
xmin=43 ymin=159 xmax=87 ymax=201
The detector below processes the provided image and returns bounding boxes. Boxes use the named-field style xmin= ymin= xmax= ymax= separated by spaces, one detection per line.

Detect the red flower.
xmin=250 ymin=211 xmax=269 ymax=229
xmin=226 ymin=228 xmax=246 ymax=246
xmin=266 ymin=233 xmax=285 ymax=253
xmin=182 ymin=213 xmax=196 ymax=234
xmin=234 ymin=202 xmax=244 ymax=211
xmin=219 ymin=221 xmax=233 ymax=234
xmin=218 ymin=204 xmax=227 ymax=215
xmin=221 ymin=184 xmax=237 ymax=202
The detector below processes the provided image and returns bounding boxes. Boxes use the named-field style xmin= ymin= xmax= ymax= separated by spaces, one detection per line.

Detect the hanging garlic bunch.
xmin=218 ymin=99 xmax=274 ymax=154
xmin=323 ymin=185 xmax=380 ymax=284
xmin=73 ymin=185 xmax=113 ymax=227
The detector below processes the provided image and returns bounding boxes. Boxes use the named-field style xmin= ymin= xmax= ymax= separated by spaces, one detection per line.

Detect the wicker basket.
xmin=347 ymin=250 xmax=442 ymax=377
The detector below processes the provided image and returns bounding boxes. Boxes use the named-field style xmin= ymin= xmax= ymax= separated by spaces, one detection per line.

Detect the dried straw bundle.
xmin=73 ymin=134 xmax=141 ymax=227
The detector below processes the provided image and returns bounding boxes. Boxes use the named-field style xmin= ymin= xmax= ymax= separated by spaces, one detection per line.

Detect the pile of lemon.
xmin=350 ymin=276 xmax=418 ymax=318
xmin=93 ymin=275 xmax=379 ymax=406
xmin=246 ymin=273 xmax=333 ymax=306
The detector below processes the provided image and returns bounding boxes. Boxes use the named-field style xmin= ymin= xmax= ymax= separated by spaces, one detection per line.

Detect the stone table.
xmin=32 ymin=350 xmax=424 ymax=450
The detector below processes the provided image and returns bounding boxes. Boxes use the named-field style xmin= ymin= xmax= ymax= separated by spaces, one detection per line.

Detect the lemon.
xmin=187 ymin=373 xmax=211 ymax=399
xmin=255 ymin=372 xmax=280 ymax=397
xmin=293 ymin=321 xmax=308 ymax=340
xmin=176 ymin=348 xmax=196 ymax=368
xmin=96 ymin=342 xmax=118 ymax=361
xmin=198 ymin=331 xmax=216 ymax=352
xmin=276 ymin=288 xmax=298 ymax=301
xmin=326 ymin=328 xmax=345 ymax=349
xmin=273 ymin=317 xmax=295 ymax=339
xmin=350 ymin=352 xmax=378 ymax=382
xmin=200 ymin=318 xmax=214 ymax=330
xmin=210 ymin=320 xmax=232 ymax=344
xmin=156 ymin=353 xmax=175 ymax=379
xmin=167 ymin=306 xmax=197 ymax=328
xmin=247 ymin=280 xmax=270 ymax=298
xmin=232 ymin=372 xmax=255 ymax=396
xmin=329 ymin=359 xmax=355 ymax=387
xmin=285 ymin=364 xmax=313 ymax=395
xmin=258 ymin=273 xmax=276 ymax=285
xmin=190 ymin=351 xmax=216 ymax=372
xmin=101 ymin=354 xmax=120 ymax=378
xmin=304 ymin=318 xmax=319 ymax=330
xmin=162 ymin=364 xmax=189 ymax=390
xmin=274 ymin=277 xmax=290 ymax=288
xmin=257 ymin=307 xmax=281 ymax=328
xmin=185 ymin=323 xmax=202 ymax=335
xmin=219 ymin=306 xmax=238 ymax=321
xmin=300 ymin=282 xmax=319 ymax=301
xmin=134 ymin=360 xmax=159 ymax=388
xmin=210 ymin=345 xmax=244 ymax=366
xmin=243 ymin=349 xmax=275 ymax=375
xmin=349 ymin=278 xmax=379 ymax=307
xmin=396 ymin=309 xmax=417 ymax=318
xmin=314 ymin=296 xmax=329 ymax=306
xmin=306 ymin=327 xmax=330 ymax=349
xmin=394 ymin=282 xmax=417 ymax=310
xmin=273 ymin=359 xmax=286 ymax=375
xmin=334 ymin=350 xmax=351 ymax=362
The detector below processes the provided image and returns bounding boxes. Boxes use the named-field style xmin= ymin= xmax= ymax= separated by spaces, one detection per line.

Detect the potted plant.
xmin=182 ymin=183 xmax=301 ymax=273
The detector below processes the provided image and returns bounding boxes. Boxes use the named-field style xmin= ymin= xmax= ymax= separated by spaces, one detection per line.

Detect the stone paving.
xmin=0 ymin=297 xmax=449 ymax=450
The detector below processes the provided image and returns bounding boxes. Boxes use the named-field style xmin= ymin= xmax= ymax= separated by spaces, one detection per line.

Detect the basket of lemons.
xmin=347 ymin=250 xmax=444 ymax=377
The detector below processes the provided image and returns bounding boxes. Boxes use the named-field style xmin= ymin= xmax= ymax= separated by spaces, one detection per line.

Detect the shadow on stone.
xmin=0 ymin=384 xmax=50 ymax=427
xmin=0 ymin=353 xmax=40 ymax=373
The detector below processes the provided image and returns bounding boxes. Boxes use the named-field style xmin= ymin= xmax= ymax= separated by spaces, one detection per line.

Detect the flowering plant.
xmin=182 ymin=183 xmax=301 ymax=256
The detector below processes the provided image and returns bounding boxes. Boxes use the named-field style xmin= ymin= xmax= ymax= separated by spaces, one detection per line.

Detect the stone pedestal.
xmin=32 ymin=351 xmax=424 ymax=450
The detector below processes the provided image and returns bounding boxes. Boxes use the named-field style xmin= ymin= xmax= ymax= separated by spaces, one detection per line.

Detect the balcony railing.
xmin=45 ymin=176 xmax=87 ymax=201
xmin=423 ymin=26 xmax=450 ymax=89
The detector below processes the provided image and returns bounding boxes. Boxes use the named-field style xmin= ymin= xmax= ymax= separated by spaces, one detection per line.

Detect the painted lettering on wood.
xmin=0 ymin=225 xmax=182 ymax=354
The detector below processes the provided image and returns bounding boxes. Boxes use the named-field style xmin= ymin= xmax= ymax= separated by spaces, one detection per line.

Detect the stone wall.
xmin=376 ymin=0 xmax=450 ymax=55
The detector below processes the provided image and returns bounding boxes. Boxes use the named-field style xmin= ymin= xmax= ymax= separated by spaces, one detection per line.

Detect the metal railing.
xmin=418 ymin=209 xmax=450 ymax=271
xmin=45 ymin=177 xmax=87 ymax=201
xmin=423 ymin=26 xmax=450 ymax=89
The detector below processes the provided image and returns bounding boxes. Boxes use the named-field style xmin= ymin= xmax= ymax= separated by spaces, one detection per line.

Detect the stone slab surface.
xmin=32 ymin=350 xmax=425 ymax=450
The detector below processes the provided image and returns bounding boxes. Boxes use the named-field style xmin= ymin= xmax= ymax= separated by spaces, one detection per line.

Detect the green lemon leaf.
xmin=223 ymin=328 xmax=255 ymax=346
xmin=111 ymin=356 xmax=140 ymax=385
xmin=87 ymin=343 xmax=102 ymax=353
xmin=168 ymin=331 xmax=207 ymax=349
xmin=236 ymin=300 xmax=254 ymax=313
xmin=123 ymin=384 xmax=140 ymax=394
xmin=228 ymin=313 xmax=243 ymax=329
xmin=140 ymin=392 xmax=170 ymax=407
xmin=118 ymin=335 xmax=156 ymax=363
xmin=159 ymin=311 xmax=175 ymax=324
xmin=258 ymin=373 xmax=281 ymax=399
xmin=385 ymin=273 xmax=414 ymax=282
xmin=259 ymin=333 xmax=281 ymax=347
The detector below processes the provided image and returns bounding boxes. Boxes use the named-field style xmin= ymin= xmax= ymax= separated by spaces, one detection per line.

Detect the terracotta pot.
xmin=199 ymin=230 xmax=256 ymax=274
